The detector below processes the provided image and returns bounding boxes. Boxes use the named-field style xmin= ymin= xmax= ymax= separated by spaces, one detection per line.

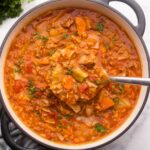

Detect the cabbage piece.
xmin=72 ymin=67 xmax=88 ymax=82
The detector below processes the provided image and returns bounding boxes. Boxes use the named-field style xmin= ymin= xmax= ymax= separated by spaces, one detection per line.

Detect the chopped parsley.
xmin=16 ymin=59 xmax=24 ymax=66
xmin=95 ymin=80 xmax=100 ymax=85
xmin=29 ymin=86 xmax=36 ymax=96
xmin=28 ymin=79 xmax=38 ymax=98
xmin=63 ymin=33 xmax=70 ymax=39
xmin=39 ymin=36 xmax=48 ymax=41
xmin=119 ymin=84 xmax=124 ymax=93
xmin=34 ymin=110 xmax=44 ymax=121
xmin=63 ymin=114 xmax=72 ymax=118
xmin=113 ymin=97 xmax=120 ymax=104
xmin=14 ymin=67 xmax=21 ymax=73
xmin=96 ymin=23 xmax=104 ymax=32
xmin=48 ymin=49 xmax=56 ymax=56
xmin=66 ymin=68 xmax=73 ymax=75
xmin=34 ymin=32 xmax=49 ymax=41
xmin=73 ymin=31 xmax=78 ymax=36
xmin=113 ymin=84 xmax=124 ymax=95
xmin=58 ymin=124 xmax=66 ymax=128
xmin=46 ymin=89 xmax=56 ymax=99
xmin=14 ymin=58 xmax=24 ymax=73
xmin=34 ymin=110 xmax=41 ymax=116
xmin=95 ymin=123 xmax=107 ymax=133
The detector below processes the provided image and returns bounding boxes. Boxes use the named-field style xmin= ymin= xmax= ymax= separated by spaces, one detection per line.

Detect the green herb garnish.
xmin=64 ymin=114 xmax=72 ymax=118
xmin=33 ymin=32 xmax=39 ymax=36
xmin=39 ymin=36 xmax=48 ymax=41
xmin=28 ymin=79 xmax=38 ymax=98
xmin=34 ymin=110 xmax=41 ymax=116
xmin=48 ymin=49 xmax=56 ymax=56
xmin=95 ymin=123 xmax=107 ymax=133
xmin=63 ymin=33 xmax=70 ymax=39
xmin=66 ymin=68 xmax=73 ymax=75
xmin=14 ymin=58 xmax=23 ymax=73
xmin=58 ymin=124 xmax=66 ymax=128
xmin=73 ymin=31 xmax=78 ymax=36
xmin=96 ymin=23 xmax=104 ymax=32
xmin=16 ymin=59 xmax=24 ymax=66
xmin=46 ymin=89 xmax=57 ymax=99
xmin=29 ymin=86 xmax=36 ymax=96
xmin=113 ymin=97 xmax=120 ymax=104
xmin=14 ymin=67 xmax=21 ymax=73
xmin=119 ymin=84 xmax=124 ymax=93
xmin=0 ymin=0 xmax=34 ymax=24
xmin=113 ymin=84 xmax=124 ymax=95
xmin=34 ymin=110 xmax=44 ymax=121
xmin=104 ymin=43 xmax=110 ymax=50
xmin=95 ymin=80 xmax=100 ymax=85
xmin=28 ymin=79 xmax=33 ymax=87
xmin=34 ymin=32 xmax=49 ymax=41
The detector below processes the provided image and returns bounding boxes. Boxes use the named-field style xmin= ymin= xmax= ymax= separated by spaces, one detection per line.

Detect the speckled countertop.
xmin=0 ymin=0 xmax=150 ymax=150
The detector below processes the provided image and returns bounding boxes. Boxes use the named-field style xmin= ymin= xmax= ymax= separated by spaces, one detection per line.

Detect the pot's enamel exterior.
xmin=0 ymin=0 xmax=149 ymax=150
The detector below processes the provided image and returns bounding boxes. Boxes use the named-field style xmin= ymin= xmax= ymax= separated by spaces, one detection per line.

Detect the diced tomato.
xmin=25 ymin=61 xmax=33 ymax=73
xmin=88 ymin=74 xmax=97 ymax=81
xmin=35 ymin=90 xmax=43 ymax=97
xmin=52 ymin=112 xmax=58 ymax=121
xmin=48 ymin=111 xmax=58 ymax=122
xmin=78 ymin=83 xmax=89 ymax=93
xmin=13 ymin=80 xmax=26 ymax=93
xmin=96 ymin=51 xmax=102 ymax=66
xmin=63 ymin=76 xmax=74 ymax=90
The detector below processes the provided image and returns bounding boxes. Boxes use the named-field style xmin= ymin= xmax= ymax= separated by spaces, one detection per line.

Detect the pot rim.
xmin=0 ymin=0 xmax=150 ymax=150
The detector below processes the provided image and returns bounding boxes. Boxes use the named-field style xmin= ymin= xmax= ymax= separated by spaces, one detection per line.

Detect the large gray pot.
xmin=0 ymin=0 xmax=149 ymax=149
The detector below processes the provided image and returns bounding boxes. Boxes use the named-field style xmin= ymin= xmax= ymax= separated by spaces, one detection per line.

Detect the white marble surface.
xmin=0 ymin=0 xmax=150 ymax=150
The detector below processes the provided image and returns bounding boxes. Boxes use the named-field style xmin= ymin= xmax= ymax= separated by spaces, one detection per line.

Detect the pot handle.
xmin=1 ymin=111 xmax=46 ymax=150
xmin=101 ymin=0 xmax=146 ymax=36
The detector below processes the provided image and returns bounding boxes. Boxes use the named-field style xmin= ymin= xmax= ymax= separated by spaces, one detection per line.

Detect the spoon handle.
xmin=110 ymin=76 xmax=150 ymax=86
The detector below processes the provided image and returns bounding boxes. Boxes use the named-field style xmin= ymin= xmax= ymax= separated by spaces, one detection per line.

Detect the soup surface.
xmin=4 ymin=8 xmax=141 ymax=144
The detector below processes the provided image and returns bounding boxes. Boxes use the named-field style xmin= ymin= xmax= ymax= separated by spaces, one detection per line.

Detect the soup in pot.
xmin=4 ymin=8 xmax=141 ymax=144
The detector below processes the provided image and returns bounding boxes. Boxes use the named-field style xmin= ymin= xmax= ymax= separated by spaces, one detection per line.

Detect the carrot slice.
xmin=100 ymin=97 xmax=114 ymax=111
xmin=63 ymin=76 xmax=74 ymax=90
xmin=75 ymin=17 xmax=87 ymax=37
xmin=84 ymin=16 xmax=92 ymax=29
xmin=35 ymin=57 xmax=49 ymax=65
xmin=13 ymin=80 xmax=27 ymax=93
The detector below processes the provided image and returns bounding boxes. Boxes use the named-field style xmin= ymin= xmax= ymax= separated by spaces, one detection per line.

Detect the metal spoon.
xmin=110 ymin=76 xmax=150 ymax=86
